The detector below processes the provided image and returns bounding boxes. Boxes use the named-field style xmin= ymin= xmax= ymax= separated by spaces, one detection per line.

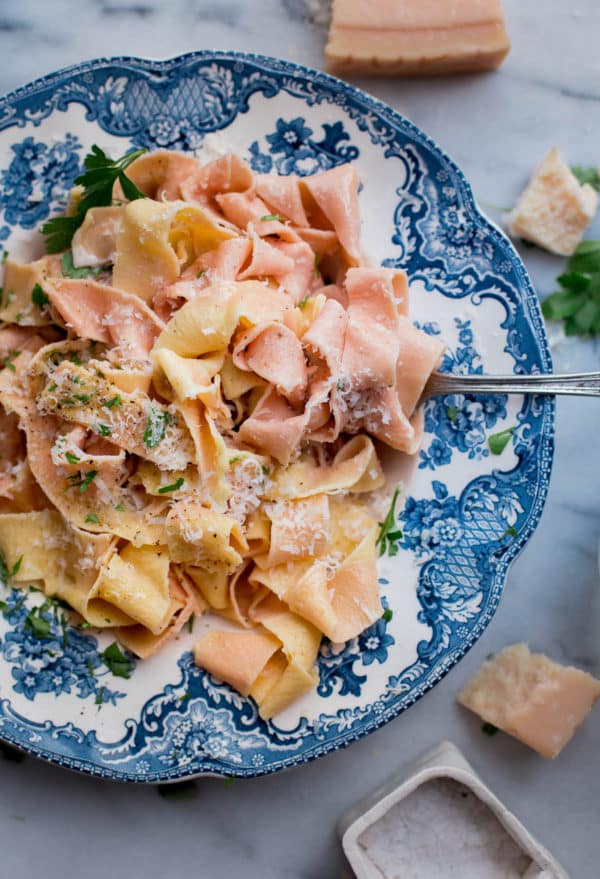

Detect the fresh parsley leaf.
xmin=260 ymin=214 xmax=284 ymax=222
xmin=64 ymin=452 xmax=80 ymax=465
xmin=542 ymin=241 xmax=600 ymax=337
xmin=571 ymin=165 xmax=600 ymax=191
xmin=31 ymin=283 xmax=49 ymax=309
xmin=60 ymin=251 xmax=105 ymax=279
xmin=84 ymin=513 xmax=100 ymax=524
xmin=382 ymin=608 xmax=393 ymax=623
xmin=481 ymin=722 xmax=499 ymax=737
xmin=488 ymin=427 xmax=515 ymax=455
xmin=376 ymin=487 xmax=403 ymax=557
xmin=143 ymin=408 xmax=173 ymax=449
xmin=103 ymin=395 xmax=122 ymax=409
xmin=24 ymin=606 xmax=51 ymax=639
xmin=101 ymin=641 xmax=134 ymax=679
xmin=157 ymin=781 xmax=198 ymax=800
xmin=158 ymin=477 xmax=184 ymax=494
xmin=0 ymin=551 xmax=23 ymax=586
xmin=42 ymin=145 xmax=147 ymax=253
xmin=71 ymin=469 xmax=98 ymax=494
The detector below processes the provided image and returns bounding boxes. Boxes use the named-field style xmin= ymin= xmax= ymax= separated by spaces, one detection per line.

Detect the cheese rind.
xmin=326 ymin=0 xmax=510 ymax=76
xmin=507 ymin=148 xmax=598 ymax=256
xmin=458 ymin=643 xmax=600 ymax=758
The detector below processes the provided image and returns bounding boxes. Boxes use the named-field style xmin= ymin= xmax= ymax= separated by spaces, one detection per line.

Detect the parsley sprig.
xmin=376 ymin=487 xmax=403 ymax=557
xmin=571 ymin=166 xmax=600 ymax=191
xmin=42 ymin=145 xmax=147 ymax=253
xmin=542 ymin=241 xmax=600 ymax=336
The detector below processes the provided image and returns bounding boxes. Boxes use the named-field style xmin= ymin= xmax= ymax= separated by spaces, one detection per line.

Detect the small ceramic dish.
xmin=339 ymin=741 xmax=567 ymax=879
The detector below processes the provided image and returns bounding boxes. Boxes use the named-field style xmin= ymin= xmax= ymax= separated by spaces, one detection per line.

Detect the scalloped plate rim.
xmin=0 ymin=51 xmax=554 ymax=782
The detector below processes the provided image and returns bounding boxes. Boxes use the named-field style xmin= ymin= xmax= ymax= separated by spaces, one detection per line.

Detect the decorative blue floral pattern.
xmin=0 ymin=589 xmax=127 ymax=705
xmin=318 ymin=592 xmax=394 ymax=698
xmin=0 ymin=52 xmax=554 ymax=781
xmin=417 ymin=319 xmax=508 ymax=469
xmin=0 ymin=134 xmax=81 ymax=232
xmin=249 ymin=117 xmax=359 ymax=176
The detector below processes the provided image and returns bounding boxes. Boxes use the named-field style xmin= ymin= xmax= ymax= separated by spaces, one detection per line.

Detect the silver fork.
xmin=421 ymin=371 xmax=600 ymax=401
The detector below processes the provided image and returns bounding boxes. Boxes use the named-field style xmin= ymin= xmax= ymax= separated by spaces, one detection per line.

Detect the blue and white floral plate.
xmin=0 ymin=52 xmax=553 ymax=781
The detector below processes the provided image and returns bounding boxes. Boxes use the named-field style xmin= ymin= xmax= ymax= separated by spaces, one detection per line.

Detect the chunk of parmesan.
xmin=458 ymin=643 xmax=600 ymax=758
xmin=507 ymin=148 xmax=598 ymax=256
xmin=325 ymin=0 xmax=510 ymax=76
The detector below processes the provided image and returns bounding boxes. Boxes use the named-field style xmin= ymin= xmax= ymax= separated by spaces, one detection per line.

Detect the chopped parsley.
xmin=488 ymin=427 xmax=515 ymax=455
xmin=297 ymin=296 xmax=310 ymax=309
xmin=84 ymin=513 xmax=100 ymax=524
xmin=103 ymin=395 xmax=122 ymax=409
xmin=314 ymin=252 xmax=321 ymax=276
xmin=376 ymin=487 xmax=403 ymax=557
xmin=158 ymin=477 xmax=184 ymax=494
xmin=42 ymin=144 xmax=148 ymax=253
xmin=24 ymin=606 xmax=51 ymax=639
xmin=114 ymin=503 xmax=125 ymax=512
xmin=60 ymin=251 xmax=106 ymax=279
xmin=101 ymin=641 xmax=134 ymax=679
xmin=229 ymin=455 xmax=242 ymax=465
xmin=382 ymin=608 xmax=393 ymax=623
xmin=1 ymin=250 xmax=8 ymax=264
xmin=95 ymin=686 xmax=105 ymax=707
xmin=64 ymin=451 xmax=80 ymax=465
xmin=261 ymin=465 xmax=271 ymax=475
xmin=69 ymin=469 xmax=98 ymax=494
xmin=0 ymin=551 xmax=22 ymax=586
xmin=187 ymin=613 xmax=195 ymax=634
xmin=196 ymin=269 xmax=206 ymax=279
xmin=260 ymin=213 xmax=284 ymax=222
xmin=499 ymin=526 xmax=518 ymax=540
xmin=571 ymin=165 xmax=600 ymax=191
xmin=72 ymin=393 xmax=92 ymax=404
xmin=481 ymin=722 xmax=499 ymax=737
xmin=31 ymin=283 xmax=49 ymax=309
xmin=143 ymin=407 xmax=173 ymax=449
xmin=95 ymin=423 xmax=112 ymax=437
xmin=446 ymin=406 xmax=459 ymax=423
xmin=1 ymin=351 xmax=19 ymax=372
xmin=542 ymin=241 xmax=600 ymax=336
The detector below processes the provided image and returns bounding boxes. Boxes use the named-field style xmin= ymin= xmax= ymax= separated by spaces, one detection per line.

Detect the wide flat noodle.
xmin=0 ymin=146 xmax=447 ymax=719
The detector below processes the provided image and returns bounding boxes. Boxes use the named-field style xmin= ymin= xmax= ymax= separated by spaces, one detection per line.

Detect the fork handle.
xmin=426 ymin=371 xmax=600 ymax=398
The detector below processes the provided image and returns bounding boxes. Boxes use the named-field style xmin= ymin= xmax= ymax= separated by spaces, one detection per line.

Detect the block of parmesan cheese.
xmin=507 ymin=148 xmax=598 ymax=256
xmin=458 ymin=644 xmax=600 ymax=759
xmin=325 ymin=0 xmax=511 ymax=76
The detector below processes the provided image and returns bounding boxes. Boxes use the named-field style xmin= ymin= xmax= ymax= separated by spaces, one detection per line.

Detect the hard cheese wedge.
xmin=325 ymin=0 xmax=511 ymax=76
xmin=458 ymin=644 xmax=600 ymax=758
xmin=507 ymin=147 xmax=598 ymax=256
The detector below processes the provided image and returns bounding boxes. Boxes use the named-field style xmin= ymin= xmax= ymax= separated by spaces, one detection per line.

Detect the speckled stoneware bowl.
xmin=0 ymin=52 xmax=553 ymax=781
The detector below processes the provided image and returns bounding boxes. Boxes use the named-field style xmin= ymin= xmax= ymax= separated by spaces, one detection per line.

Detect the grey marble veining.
xmin=0 ymin=1 xmax=599 ymax=877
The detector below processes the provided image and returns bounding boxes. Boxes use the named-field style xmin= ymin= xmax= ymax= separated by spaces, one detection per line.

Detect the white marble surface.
xmin=0 ymin=1 xmax=599 ymax=877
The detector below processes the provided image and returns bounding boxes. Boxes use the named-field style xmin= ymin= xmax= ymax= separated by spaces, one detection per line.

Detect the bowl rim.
xmin=0 ymin=50 xmax=555 ymax=782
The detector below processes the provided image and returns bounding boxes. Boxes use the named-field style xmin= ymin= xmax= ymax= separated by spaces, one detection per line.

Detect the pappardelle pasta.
xmin=0 ymin=146 xmax=444 ymax=719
